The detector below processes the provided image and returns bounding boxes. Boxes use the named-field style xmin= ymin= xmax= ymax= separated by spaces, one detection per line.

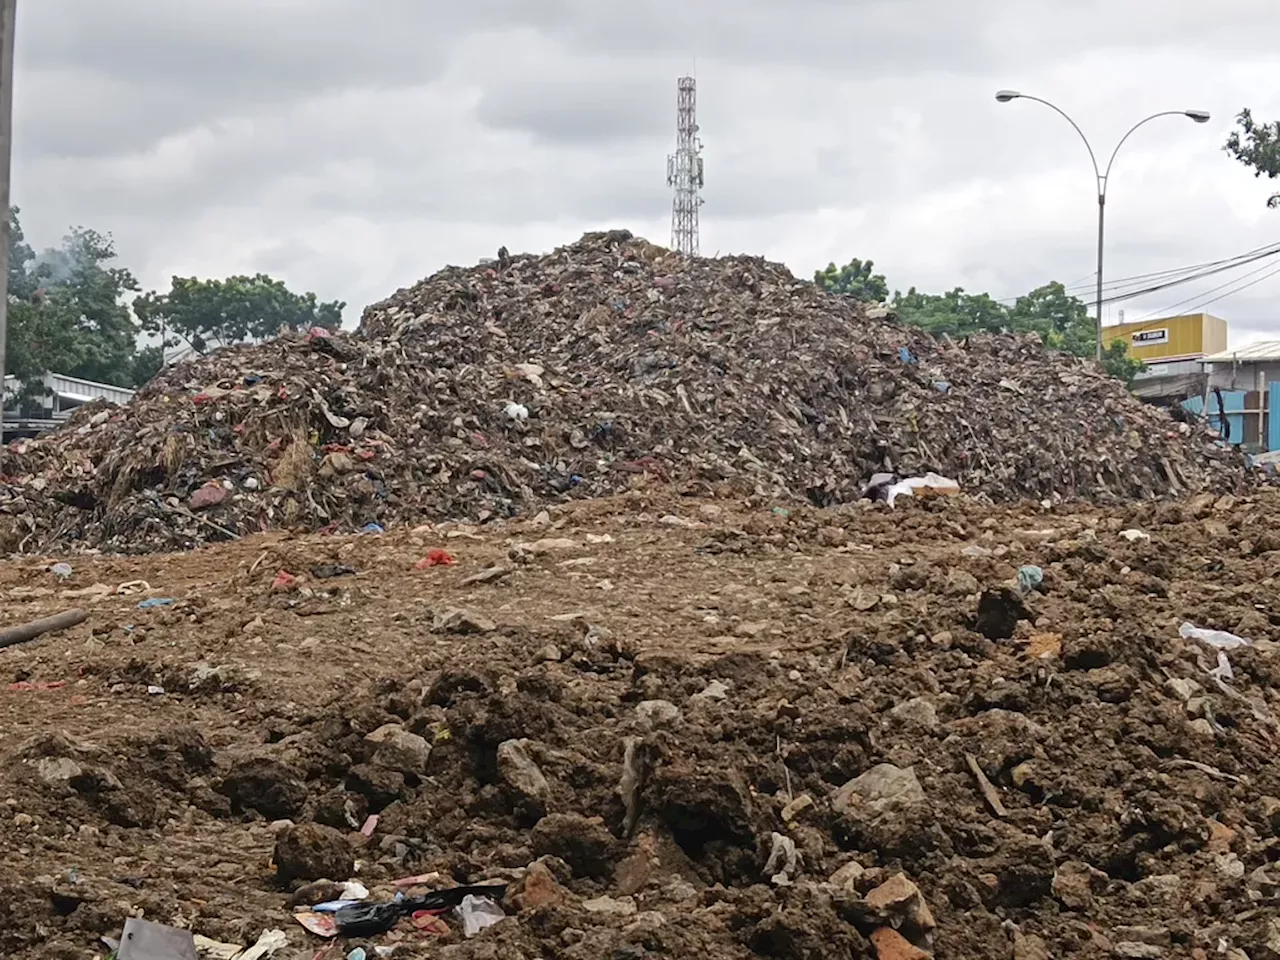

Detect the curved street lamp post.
xmin=994 ymin=90 xmax=1210 ymax=361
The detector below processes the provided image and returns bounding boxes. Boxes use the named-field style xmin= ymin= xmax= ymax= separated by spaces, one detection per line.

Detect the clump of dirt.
xmin=273 ymin=823 xmax=354 ymax=884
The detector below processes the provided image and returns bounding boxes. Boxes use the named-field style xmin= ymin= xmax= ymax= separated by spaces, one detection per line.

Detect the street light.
xmin=994 ymin=90 xmax=1210 ymax=360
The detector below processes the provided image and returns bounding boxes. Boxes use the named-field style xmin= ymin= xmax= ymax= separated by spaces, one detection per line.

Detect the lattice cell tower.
xmin=666 ymin=76 xmax=704 ymax=256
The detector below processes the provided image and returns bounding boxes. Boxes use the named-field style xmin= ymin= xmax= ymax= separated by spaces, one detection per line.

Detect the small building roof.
xmin=1202 ymin=341 xmax=1280 ymax=364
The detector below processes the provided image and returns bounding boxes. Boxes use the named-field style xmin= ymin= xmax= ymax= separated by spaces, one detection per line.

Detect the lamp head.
xmin=1185 ymin=110 xmax=1211 ymax=123
xmin=995 ymin=89 xmax=1021 ymax=103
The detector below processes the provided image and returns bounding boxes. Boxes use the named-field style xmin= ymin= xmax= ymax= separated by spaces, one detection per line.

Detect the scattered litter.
xmin=1119 ymin=529 xmax=1150 ymax=542
xmin=1209 ymin=651 xmax=1234 ymax=683
xmin=360 ymin=814 xmax=378 ymax=837
xmin=456 ymin=895 xmax=506 ymax=937
xmin=1180 ymin=622 xmax=1252 ymax=650
xmin=310 ymin=564 xmax=356 ymax=579
xmin=415 ymin=549 xmax=456 ymax=569
xmin=192 ymin=934 xmax=242 ymax=959
xmin=50 ymin=562 xmax=73 ymax=580
xmin=294 ymin=913 xmax=337 ymax=938
xmin=137 ymin=597 xmax=175 ymax=609
xmin=330 ymin=884 xmax=508 ymax=938
xmin=340 ymin=881 xmax=369 ymax=900
xmin=1014 ymin=565 xmax=1044 ymax=596
xmin=410 ymin=912 xmax=450 ymax=935
xmin=271 ymin=571 xmax=299 ymax=593
xmin=61 ymin=582 xmax=113 ymax=600
xmin=7 ymin=680 xmax=67 ymax=692
xmin=237 ymin=930 xmax=289 ymax=960
xmin=881 ymin=472 xmax=961 ymax=507
xmin=763 ymin=832 xmax=798 ymax=886
xmin=115 ymin=918 xmax=198 ymax=960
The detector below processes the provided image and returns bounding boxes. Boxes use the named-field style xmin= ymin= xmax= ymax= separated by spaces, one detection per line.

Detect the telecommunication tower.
xmin=666 ymin=76 xmax=704 ymax=256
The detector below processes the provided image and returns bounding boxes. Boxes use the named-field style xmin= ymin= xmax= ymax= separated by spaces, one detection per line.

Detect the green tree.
xmin=872 ymin=269 xmax=1144 ymax=384
xmin=1009 ymin=281 xmax=1092 ymax=354
xmin=129 ymin=344 xmax=165 ymax=387
xmin=135 ymin=274 xmax=345 ymax=354
xmin=1099 ymin=339 xmax=1145 ymax=386
xmin=891 ymin=286 xmax=1009 ymax=337
xmin=4 ymin=212 xmax=144 ymax=395
xmin=34 ymin=227 xmax=142 ymax=385
xmin=1225 ymin=108 xmax=1280 ymax=208
xmin=814 ymin=257 xmax=889 ymax=303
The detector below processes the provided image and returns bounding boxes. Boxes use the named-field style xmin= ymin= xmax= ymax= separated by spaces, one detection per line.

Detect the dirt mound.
xmin=0 ymin=230 xmax=1248 ymax=553
xmin=2 ymin=492 xmax=1280 ymax=956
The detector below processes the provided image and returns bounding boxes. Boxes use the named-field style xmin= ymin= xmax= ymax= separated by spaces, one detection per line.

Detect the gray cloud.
xmin=9 ymin=0 xmax=1280 ymax=348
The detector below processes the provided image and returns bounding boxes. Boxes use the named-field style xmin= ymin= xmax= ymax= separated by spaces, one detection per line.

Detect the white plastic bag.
xmin=1179 ymin=622 xmax=1252 ymax=651
xmin=456 ymin=895 xmax=505 ymax=938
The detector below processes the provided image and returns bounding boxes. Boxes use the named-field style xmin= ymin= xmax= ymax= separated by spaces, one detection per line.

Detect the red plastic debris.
xmin=415 ymin=549 xmax=456 ymax=569
xmin=271 ymin=570 xmax=299 ymax=593
xmin=189 ymin=483 xmax=228 ymax=511
xmin=7 ymin=680 xmax=67 ymax=692
xmin=410 ymin=912 xmax=450 ymax=934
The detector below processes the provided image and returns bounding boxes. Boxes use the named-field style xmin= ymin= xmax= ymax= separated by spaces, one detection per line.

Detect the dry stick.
xmin=965 ymin=753 xmax=1007 ymax=818
xmin=0 ymin=608 xmax=88 ymax=649
xmin=166 ymin=503 xmax=241 ymax=540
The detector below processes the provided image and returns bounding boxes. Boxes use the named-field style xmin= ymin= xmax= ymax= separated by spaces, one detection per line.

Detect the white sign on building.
xmin=1131 ymin=328 xmax=1169 ymax=347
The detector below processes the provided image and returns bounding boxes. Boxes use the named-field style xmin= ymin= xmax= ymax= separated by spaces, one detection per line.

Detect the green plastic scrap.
xmin=1015 ymin=565 xmax=1043 ymax=596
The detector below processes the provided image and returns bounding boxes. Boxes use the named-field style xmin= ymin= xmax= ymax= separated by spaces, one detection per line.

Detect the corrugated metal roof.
xmin=1202 ymin=341 xmax=1280 ymax=364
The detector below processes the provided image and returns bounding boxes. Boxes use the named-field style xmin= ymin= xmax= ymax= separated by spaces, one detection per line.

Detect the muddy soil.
xmin=2 ymin=490 xmax=1279 ymax=959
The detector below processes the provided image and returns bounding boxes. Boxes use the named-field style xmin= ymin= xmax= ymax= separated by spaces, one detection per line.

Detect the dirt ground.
xmin=2 ymin=489 xmax=1279 ymax=960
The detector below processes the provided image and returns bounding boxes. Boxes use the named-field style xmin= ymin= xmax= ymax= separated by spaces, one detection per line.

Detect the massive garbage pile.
xmin=0 ymin=230 xmax=1248 ymax=553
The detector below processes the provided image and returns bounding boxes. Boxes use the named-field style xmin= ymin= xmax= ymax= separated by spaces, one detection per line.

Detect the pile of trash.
xmin=0 ymin=229 xmax=1249 ymax=552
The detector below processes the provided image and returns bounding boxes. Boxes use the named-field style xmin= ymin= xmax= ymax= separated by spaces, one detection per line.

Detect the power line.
xmin=1129 ymin=256 xmax=1280 ymax=322
xmin=1149 ymin=261 xmax=1280 ymax=318
xmin=1066 ymin=240 xmax=1280 ymax=298
xmin=1098 ymin=244 xmax=1280 ymax=305
xmin=994 ymin=240 xmax=1280 ymax=307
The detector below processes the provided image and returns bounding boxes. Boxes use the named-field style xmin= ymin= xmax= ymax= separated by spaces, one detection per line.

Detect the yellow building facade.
xmin=1101 ymin=313 xmax=1228 ymax=363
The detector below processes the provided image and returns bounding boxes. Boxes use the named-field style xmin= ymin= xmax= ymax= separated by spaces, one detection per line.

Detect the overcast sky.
xmin=14 ymin=0 xmax=1280 ymax=346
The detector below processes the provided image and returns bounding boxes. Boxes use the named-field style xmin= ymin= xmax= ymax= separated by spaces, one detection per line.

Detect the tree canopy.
xmin=1225 ymin=108 xmax=1280 ymax=208
xmin=5 ymin=212 xmax=142 ymax=397
xmin=134 ymin=274 xmax=345 ymax=355
xmin=816 ymin=256 xmax=1145 ymax=385
xmin=4 ymin=208 xmax=345 ymax=402
xmin=813 ymin=258 xmax=889 ymax=303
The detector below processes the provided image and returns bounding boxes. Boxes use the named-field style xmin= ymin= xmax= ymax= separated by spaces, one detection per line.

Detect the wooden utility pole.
xmin=0 ymin=0 xmax=15 ymax=435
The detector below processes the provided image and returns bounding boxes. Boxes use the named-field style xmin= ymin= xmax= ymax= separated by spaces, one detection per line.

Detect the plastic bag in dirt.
xmin=333 ymin=884 xmax=508 ymax=937
xmin=456 ymin=895 xmax=506 ymax=938
xmin=334 ymin=900 xmax=402 ymax=937
xmin=1179 ymin=622 xmax=1252 ymax=651
xmin=883 ymin=472 xmax=960 ymax=507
